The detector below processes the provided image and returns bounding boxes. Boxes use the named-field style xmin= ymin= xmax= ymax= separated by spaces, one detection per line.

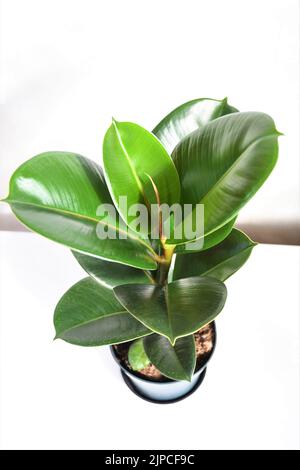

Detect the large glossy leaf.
xmin=152 ymin=97 xmax=238 ymax=154
xmin=103 ymin=120 xmax=180 ymax=234
xmin=3 ymin=152 xmax=157 ymax=270
xmin=114 ymin=277 xmax=227 ymax=344
xmin=175 ymin=216 xmax=237 ymax=253
xmin=54 ymin=278 xmax=151 ymax=346
xmin=144 ymin=334 xmax=196 ymax=381
xmin=173 ymin=229 xmax=255 ymax=282
xmin=72 ymin=250 xmax=153 ymax=288
xmin=168 ymin=112 xmax=280 ymax=245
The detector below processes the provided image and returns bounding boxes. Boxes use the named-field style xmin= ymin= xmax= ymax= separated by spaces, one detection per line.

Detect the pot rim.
xmin=120 ymin=368 xmax=207 ymax=404
xmin=110 ymin=321 xmax=217 ymax=384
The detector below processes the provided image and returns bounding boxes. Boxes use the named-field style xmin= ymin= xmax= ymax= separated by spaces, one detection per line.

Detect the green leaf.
xmin=152 ymin=97 xmax=238 ymax=154
xmin=114 ymin=277 xmax=227 ymax=344
xmin=175 ymin=216 xmax=237 ymax=254
xmin=103 ymin=120 xmax=180 ymax=234
xmin=72 ymin=251 xmax=153 ymax=289
xmin=144 ymin=334 xmax=196 ymax=381
xmin=3 ymin=152 xmax=157 ymax=270
xmin=54 ymin=278 xmax=151 ymax=346
xmin=128 ymin=339 xmax=150 ymax=371
xmin=168 ymin=112 xmax=280 ymax=245
xmin=173 ymin=229 xmax=256 ymax=282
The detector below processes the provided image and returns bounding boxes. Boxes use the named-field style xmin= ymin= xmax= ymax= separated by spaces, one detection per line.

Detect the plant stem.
xmin=144 ymin=176 xmax=175 ymax=284
xmin=156 ymin=242 xmax=175 ymax=285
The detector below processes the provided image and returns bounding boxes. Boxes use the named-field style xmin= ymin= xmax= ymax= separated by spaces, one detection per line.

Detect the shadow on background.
xmin=0 ymin=213 xmax=299 ymax=246
xmin=236 ymin=221 xmax=300 ymax=246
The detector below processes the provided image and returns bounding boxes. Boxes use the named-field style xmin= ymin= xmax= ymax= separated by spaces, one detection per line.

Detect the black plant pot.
xmin=110 ymin=322 xmax=216 ymax=404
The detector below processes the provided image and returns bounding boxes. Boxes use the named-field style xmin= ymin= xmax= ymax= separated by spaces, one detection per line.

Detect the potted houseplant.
xmin=2 ymin=98 xmax=280 ymax=403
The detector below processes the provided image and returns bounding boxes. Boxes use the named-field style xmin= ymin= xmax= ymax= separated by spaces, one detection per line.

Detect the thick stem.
xmin=158 ymin=262 xmax=169 ymax=285
xmin=156 ymin=242 xmax=175 ymax=285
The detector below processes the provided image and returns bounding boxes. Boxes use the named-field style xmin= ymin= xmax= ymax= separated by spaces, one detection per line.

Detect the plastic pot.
xmin=110 ymin=322 xmax=216 ymax=404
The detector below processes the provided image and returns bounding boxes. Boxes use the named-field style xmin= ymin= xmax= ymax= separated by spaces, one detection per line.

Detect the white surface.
xmin=0 ymin=0 xmax=299 ymax=225
xmin=0 ymin=231 xmax=299 ymax=450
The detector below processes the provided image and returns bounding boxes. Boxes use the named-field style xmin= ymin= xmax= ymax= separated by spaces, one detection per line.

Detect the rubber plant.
xmin=2 ymin=98 xmax=280 ymax=382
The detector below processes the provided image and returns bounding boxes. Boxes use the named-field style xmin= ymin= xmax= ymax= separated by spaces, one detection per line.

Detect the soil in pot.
xmin=113 ymin=322 xmax=215 ymax=382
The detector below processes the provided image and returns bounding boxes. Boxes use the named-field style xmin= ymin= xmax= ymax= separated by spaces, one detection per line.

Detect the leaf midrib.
xmin=6 ymin=198 xmax=155 ymax=254
xmin=172 ymin=132 xmax=278 ymax=243
xmin=198 ymin=132 xmax=278 ymax=204
xmin=170 ymin=347 xmax=191 ymax=380
xmin=164 ymin=284 xmax=175 ymax=344
xmin=112 ymin=121 xmax=146 ymax=202
xmin=55 ymin=309 xmax=128 ymax=337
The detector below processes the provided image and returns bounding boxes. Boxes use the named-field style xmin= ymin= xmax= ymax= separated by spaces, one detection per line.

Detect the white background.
xmin=0 ymin=0 xmax=299 ymax=450
xmin=0 ymin=0 xmax=299 ymax=224
xmin=0 ymin=233 xmax=299 ymax=450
